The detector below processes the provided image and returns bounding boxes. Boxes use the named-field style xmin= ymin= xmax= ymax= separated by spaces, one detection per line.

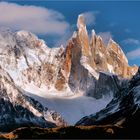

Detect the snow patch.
xmin=22 ymin=84 xmax=112 ymax=125
xmin=80 ymin=56 xmax=99 ymax=80
xmin=107 ymin=63 xmax=114 ymax=73
xmin=99 ymin=51 xmax=103 ymax=57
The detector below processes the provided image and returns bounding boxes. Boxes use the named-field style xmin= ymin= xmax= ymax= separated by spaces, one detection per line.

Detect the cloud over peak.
xmin=98 ymin=31 xmax=113 ymax=46
xmin=0 ymin=2 xmax=69 ymax=35
xmin=122 ymin=38 xmax=140 ymax=45
xmin=82 ymin=11 xmax=99 ymax=26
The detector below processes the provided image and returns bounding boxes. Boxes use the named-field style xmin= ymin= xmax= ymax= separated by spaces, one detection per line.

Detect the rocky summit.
xmin=0 ymin=14 xmax=139 ymax=136
xmin=0 ymin=15 xmax=138 ymax=96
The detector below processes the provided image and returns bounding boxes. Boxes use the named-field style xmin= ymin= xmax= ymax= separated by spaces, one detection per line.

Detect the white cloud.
xmin=122 ymin=38 xmax=140 ymax=45
xmin=82 ymin=11 xmax=99 ymax=26
xmin=0 ymin=2 xmax=70 ymax=35
xmin=127 ymin=48 xmax=140 ymax=59
xmin=97 ymin=31 xmax=113 ymax=46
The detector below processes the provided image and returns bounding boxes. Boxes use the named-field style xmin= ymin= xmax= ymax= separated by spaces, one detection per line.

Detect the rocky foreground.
xmin=0 ymin=119 xmax=140 ymax=139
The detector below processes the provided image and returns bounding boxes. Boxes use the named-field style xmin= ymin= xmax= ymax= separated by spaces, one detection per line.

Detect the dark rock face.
xmin=76 ymin=67 xmax=140 ymax=132
xmin=0 ymin=99 xmax=56 ymax=132
xmin=92 ymin=72 xmax=121 ymax=99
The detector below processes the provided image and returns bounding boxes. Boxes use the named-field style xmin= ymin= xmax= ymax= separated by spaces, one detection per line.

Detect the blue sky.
xmin=0 ymin=0 xmax=140 ymax=66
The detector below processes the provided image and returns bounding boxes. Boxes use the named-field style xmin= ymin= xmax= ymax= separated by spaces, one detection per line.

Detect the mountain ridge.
xmin=0 ymin=14 xmax=139 ymax=132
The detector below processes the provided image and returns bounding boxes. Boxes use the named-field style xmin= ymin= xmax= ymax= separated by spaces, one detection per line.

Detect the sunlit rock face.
xmin=0 ymin=14 xmax=139 ymax=132
xmin=0 ymin=15 xmax=138 ymax=97
xmin=89 ymin=28 xmax=138 ymax=79
xmin=61 ymin=14 xmax=138 ymax=94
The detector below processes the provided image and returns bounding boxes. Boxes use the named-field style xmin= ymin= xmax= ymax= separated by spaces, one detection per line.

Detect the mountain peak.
xmin=0 ymin=14 xmax=139 ymax=132
xmin=91 ymin=29 xmax=96 ymax=36
xmin=77 ymin=14 xmax=86 ymax=29
xmin=0 ymin=15 xmax=138 ymax=98
xmin=107 ymin=38 xmax=128 ymax=64
xmin=15 ymin=30 xmax=38 ymax=40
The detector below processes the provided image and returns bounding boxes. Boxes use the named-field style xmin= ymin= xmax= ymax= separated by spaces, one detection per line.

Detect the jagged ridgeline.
xmin=0 ymin=15 xmax=138 ymax=95
xmin=0 ymin=15 xmax=139 ymax=134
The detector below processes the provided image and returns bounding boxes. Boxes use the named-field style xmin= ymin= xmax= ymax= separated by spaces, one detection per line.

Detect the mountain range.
xmin=0 ymin=14 xmax=140 ymax=139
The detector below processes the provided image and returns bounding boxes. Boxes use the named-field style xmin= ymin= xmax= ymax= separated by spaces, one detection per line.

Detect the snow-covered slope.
xmin=0 ymin=15 xmax=137 ymax=97
xmin=22 ymin=83 xmax=112 ymax=125
xmin=0 ymin=28 xmax=66 ymax=92
xmin=0 ymin=67 xmax=66 ymax=132
xmin=0 ymin=14 xmax=138 ymax=131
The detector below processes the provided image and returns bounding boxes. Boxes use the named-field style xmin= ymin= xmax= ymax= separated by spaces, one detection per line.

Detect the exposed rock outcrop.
xmin=76 ymin=67 xmax=140 ymax=127
xmin=0 ymin=15 xmax=138 ymax=96
xmin=0 ymin=67 xmax=66 ymax=132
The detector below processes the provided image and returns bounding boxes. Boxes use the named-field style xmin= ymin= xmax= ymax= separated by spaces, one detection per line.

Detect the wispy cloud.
xmin=122 ymin=38 xmax=140 ymax=59
xmin=0 ymin=2 xmax=70 ymax=35
xmin=127 ymin=48 xmax=140 ymax=59
xmin=122 ymin=38 xmax=140 ymax=45
xmin=109 ymin=22 xmax=117 ymax=27
xmin=82 ymin=11 xmax=99 ymax=26
xmin=54 ymin=30 xmax=72 ymax=47
xmin=98 ymin=31 xmax=113 ymax=46
xmin=124 ymin=28 xmax=131 ymax=33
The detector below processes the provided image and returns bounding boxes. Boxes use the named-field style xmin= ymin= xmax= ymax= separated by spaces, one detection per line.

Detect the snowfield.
xmin=23 ymin=84 xmax=113 ymax=125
